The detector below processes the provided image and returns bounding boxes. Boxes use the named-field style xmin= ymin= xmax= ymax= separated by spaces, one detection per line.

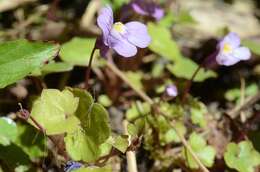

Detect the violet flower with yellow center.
xmin=96 ymin=6 xmax=151 ymax=58
xmin=216 ymin=32 xmax=251 ymax=66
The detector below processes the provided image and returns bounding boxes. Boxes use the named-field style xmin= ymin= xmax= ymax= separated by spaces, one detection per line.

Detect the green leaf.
xmin=30 ymin=89 xmax=80 ymax=135
xmin=224 ymin=141 xmax=260 ymax=172
xmin=242 ymin=39 xmax=260 ymax=55
xmin=0 ymin=117 xmax=17 ymax=146
xmin=41 ymin=62 xmax=73 ymax=74
xmin=74 ymin=166 xmax=112 ymax=172
xmin=167 ymin=62 xmax=216 ymax=82
xmin=107 ymin=135 xmax=129 ymax=153
xmin=163 ymin=122 xmax=186 ymax=144
xmin=98 ymin=95 xmax=112 ymax=107
xmin=225 ymin=83 xmax=258 ymax=103
xmin=14 ymin=123 xmax=46 ymax=160
xmin=190 ymin=102 xmax=207 ymax=128
xmin=148 ymin=23 xmax=216 ymax=82
xmin=126 ymin=101 xmax=151 ymax=121
xmin=65 ymin=88 xmax=111 ymax=162
xmin=0 ymin=144 xmax=31 ymax=170
xmin=183 ymin=132 xmax=216 ymax=169
xmin=60 ymin=37 xmax=97 ymax=66
xmin=0 ymin=39 xmax=59 ymax=88
xmin=148 ymin=23 xmax=182 ymax=61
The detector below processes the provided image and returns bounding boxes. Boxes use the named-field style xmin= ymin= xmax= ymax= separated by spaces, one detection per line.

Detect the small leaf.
xmin=163 ymin=122 xmax=186 ymax=144
xmin=60 ymin=37 xmax=97 ymax=66
xmin=224 ymin=141 xmax=260 ymax=172
xmin=108 ymin=135 xmax=129 ymax=153
xmin=183 ymin=132 xmax=216 ymax=169
xmin=0 ymin=117 xmax=17 ymax=146
xmin=0 ymin=39 xmax=59 ymax=88
xmin=98 ymin=95 xmax=112 ymax=107
xmin=126 ymin=101 xmax=151 ymax=121
xmin=30 ymin=89 xmax=80 ymax=135
xmin=190 ymin=102 xmax=207 ymax=128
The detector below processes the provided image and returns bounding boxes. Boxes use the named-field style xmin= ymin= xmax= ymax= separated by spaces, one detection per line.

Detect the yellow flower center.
xmin=223 ymin=43 xmax=232 ymax=53
xmin=113 ymin=22 xmax=126 ymax=33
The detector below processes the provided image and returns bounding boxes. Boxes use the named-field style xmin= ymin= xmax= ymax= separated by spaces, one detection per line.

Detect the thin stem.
xmin=85 ymin=46 xmax=97 ymax=90
xmin=106 ymin=61 xmax=210 ymax=172
xmin=182 ymin=64 xmax=202 ymax=103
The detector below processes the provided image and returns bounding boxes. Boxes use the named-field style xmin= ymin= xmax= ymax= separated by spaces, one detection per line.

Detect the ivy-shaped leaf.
xmin=30 ymin=89 xmax=80 ymax=135
xmin=183 ymin=132 xmax=216 ymax=169
xmin=190 ymin=102 xmax=207 ymax=128
xmin=0 ymin=117 xmax=17 ymax=146
xmin=107 ymin=135 xmax=129 ymax=153
xmin=0 ymin=39 xmax=59 ymax=88
xmin=224 ymin=141 xmax=260 ymax=172
xmin=64 ymin=88 xmax=111 ymax=162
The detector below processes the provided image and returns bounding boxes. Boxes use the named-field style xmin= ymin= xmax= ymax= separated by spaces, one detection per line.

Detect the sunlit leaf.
xmin=30 ymin=89 xmax=80 ymax=135
xmin=224 ymin=141 xmax=260 ymax=172
xmin=183 ymin=132 xmax=216 ymax=169
xmin=65 ymin=88 xmax=110 ymax=162
xmin=190 ymin=102 xmax=207 ymax=128
xmin=0 ymin=39 xmax=59 ymax=88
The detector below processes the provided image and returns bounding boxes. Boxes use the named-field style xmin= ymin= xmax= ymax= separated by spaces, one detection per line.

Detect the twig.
xmin=227 ymin=91 xmax=260 ymax=119
xmin=80 ymin=0 xmax=101 ymax=30
xmin=123 ymin=120 xmax=138 ymax=172
xmin=240 ymin=77 xmax=246 ymax=122
xmin=106 ymin=61 xmax=210 ymax=172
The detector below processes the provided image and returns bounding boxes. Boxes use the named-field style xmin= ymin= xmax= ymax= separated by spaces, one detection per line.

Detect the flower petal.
xmin=112 ymin=39 xmax=137 ymax=57
xmin=233 ymin=47 xmax=251 ymax=60
xmin=109 ymin=29 xmax=137 ymax=57
xmin=216 ymin=52 xmax=240 ymax=66
xmin=221 ymin=32 xmax=241 ymax=48
xmin=125 ymin=21 xmax=151 ymax=48
xmin=97 ymin=6 xmax=113 ymax=45
xmin=131 ymin=2 xmax=148 ymax=15
xmin=152 ymin=7 xmax=164 ymax=20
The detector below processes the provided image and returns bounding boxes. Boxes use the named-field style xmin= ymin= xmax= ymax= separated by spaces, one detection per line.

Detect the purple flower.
xmin=64 ymin=161 xmax=83 ymax=172
xmin=131 ymin=0 xmax=164 ymax=21
xmin=97 ymin=6 xmax=151 ymax=58
xmin=216 ymin=32 xmax=251 ymax=66
xmin=165 ymin=84 xmax=178 ymax=97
